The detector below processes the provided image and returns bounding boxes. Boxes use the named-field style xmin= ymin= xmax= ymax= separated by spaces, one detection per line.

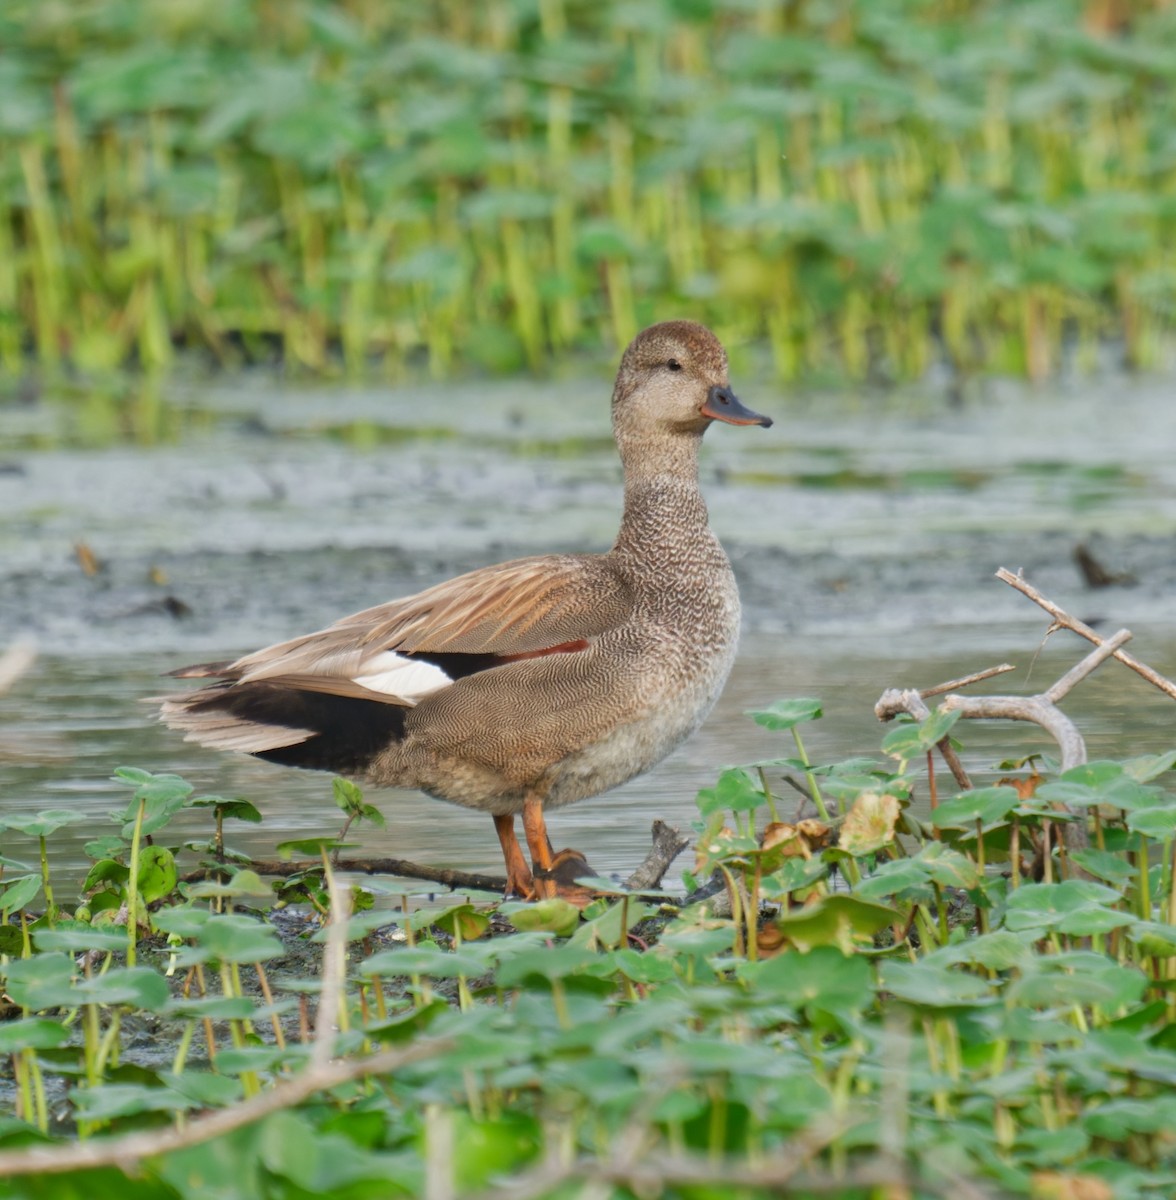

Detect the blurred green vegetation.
xmin=2 ymin=0 xmax=1176 ymax=382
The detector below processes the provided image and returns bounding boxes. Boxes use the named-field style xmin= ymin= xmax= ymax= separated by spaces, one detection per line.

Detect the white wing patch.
xmin=352 ymin=652 xmax=452 ymax=704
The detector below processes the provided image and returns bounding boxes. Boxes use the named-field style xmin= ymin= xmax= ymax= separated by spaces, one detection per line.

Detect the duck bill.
xmin=702 ymin=385 xmax=773 ymax=428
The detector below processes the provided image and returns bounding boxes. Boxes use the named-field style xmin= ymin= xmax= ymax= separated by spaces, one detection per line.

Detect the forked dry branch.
xmin=876 ymin=568 xmax=1176 ymax=858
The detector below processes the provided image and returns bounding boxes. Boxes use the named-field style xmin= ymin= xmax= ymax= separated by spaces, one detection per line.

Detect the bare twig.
xmin=920 ymin=663 xmax=1016 ymax=698
xmin=996 ymin=567 xmax=1176 ymax=700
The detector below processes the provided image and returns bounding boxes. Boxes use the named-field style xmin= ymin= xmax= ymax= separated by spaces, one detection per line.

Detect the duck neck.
xmin=613 ymin=427 xmax=710 ymax=557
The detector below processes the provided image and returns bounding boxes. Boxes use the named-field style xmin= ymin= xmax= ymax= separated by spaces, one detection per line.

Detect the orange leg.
xmin=521 ymin=792 xmax=555 ymax=900
xmin=521 ymin=793 xmax=595 ymax=905
xmin=494 ymin=814 xmax=534 ymax=898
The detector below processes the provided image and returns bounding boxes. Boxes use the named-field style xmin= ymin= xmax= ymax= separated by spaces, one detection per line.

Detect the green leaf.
xmin=1 ymin=954 xmax=76 ymax=1009
xmin=1126 ymin=805 xmax=1176 ymax=838
xmin=71 ymin=1083 xmax=195 ymax=1122
xmin=72 ymin=967 xmax=171 ymax=1011
xmin=570 ymin=900 xmax=654 ymax=951
xmin=155 ymin=909 xmax=284 ymax=964
xmin=363 ymin=944 xmax=496 ymax=978
xmin=746 ymin=698 xmax=823 ymax=731
xmin=748 ymin=947 xmax=874 ymax=1012
xmin=0 ymin=1018 xmax=70 ymax=1053
xmin=703 ymin=767 xmax=769 ymax=816
xmin=881 ymin=706 xmax=961 ymax=759
xmin=275 ymin=837 xmax=342 ymax=857
xmin=0 ymin=810 xmax=88 ymax=838
xmin=878 ymin=959 xmax=994 ymax=1009
xmin=137 ymin=846 xmax=178 ymax=904
xmin=1122 ymin=750 xmax=1176 ymax=782
xmin=931 ymin=786 xmax=1020 ymax=830
xmin=0 ymin=874 xmax=42 ymax=914
xmin=770 ymin=895 xmax=898 ymax=954
xmin=1069 ymin=848 xmax=1137 ymax=887
xmin=495 ymin=943 xmax=602 ymax=987
xmin=34 ymin=923 xmax=129 ymax=953
xmin=503 ymin=898 xmax=582 ymax=937
xmin=186 ymin=869 xmax=274 ymax=900
xmin=332 ymin=776 xmax=365 ymax=814
xmin=432 ymin=903 xmax=490 ymax=942
xmin=190 ymin=796 xmax=263 ymax=823
xmin=1004 ymin=880 xmax=1130 ymax=935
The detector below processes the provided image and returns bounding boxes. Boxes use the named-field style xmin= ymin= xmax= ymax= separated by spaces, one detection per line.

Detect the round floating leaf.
xmin=745 ymin=698 xmax=823 ymax=731
xmin=931 ymin=786 xmax=1020 ymax=830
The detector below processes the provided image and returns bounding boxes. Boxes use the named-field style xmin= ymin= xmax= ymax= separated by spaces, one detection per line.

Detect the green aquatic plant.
xmin=1 ymin=0 xmax=1175 ymax=385
xmin=0 ymin=695 xmax=1171 ymax=1194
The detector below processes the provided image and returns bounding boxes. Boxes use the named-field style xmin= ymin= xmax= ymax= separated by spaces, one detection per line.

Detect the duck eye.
xmin=666 ymin=359 xmax=682 ymax=372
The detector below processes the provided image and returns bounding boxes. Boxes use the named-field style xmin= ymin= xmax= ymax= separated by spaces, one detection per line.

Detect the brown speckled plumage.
xmin=160 ymin=321 xmax=772 ymax=898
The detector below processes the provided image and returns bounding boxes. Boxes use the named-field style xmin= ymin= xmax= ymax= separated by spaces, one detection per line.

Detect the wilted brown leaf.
xmin=796 ymin=819 xmax=831 ymax=848
xmin=840 ymin=792 xmax=901 ymax=856
xmin=761 ymin=822 xmax=804 ymax=856
xmin=998 ymin=774 xmax=1044 ymax=800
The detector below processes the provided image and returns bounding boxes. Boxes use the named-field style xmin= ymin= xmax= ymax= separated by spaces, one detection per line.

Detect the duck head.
xmin=611 ymin=320 xmax=772 ymax=442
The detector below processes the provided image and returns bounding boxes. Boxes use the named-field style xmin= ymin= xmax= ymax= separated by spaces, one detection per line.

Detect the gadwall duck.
xmin=161 ymin=321 xmax=771 ymax=899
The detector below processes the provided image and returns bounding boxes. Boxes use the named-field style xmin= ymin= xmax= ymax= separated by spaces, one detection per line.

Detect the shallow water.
xmin=2 ymin=369 xmax=1175 ymax=884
